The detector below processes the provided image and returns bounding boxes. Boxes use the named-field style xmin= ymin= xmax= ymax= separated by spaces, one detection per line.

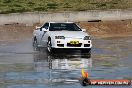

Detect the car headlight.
xmin=55 ymin=36 xmax=65 ymax=39
xmin=84 ymin=36 xmax=91 ymax=40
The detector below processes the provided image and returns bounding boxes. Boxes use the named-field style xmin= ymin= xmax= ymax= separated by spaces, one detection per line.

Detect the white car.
xmin=33 ymin=22 xmax=92 ymax=53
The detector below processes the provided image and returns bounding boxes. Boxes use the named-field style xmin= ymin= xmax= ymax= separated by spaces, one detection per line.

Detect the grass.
xmin=0 ymin=0 xmax=132 ymax=13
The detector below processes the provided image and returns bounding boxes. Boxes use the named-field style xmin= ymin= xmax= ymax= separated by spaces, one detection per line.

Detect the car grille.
xmin=67 ymin=43 xmax=82 ymax=47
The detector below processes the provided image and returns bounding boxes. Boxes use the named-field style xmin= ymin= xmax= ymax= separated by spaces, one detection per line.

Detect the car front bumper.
xmin=52 ymin=39 xmax=92 ymax=49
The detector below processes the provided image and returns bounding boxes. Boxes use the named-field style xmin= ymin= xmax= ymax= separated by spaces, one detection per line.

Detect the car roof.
xmin=49 ymin=22 xmax=74 ymax=24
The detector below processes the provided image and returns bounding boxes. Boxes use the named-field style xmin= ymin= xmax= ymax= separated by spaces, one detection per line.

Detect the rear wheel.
xmin=33 ymin=39 xmax=40 ymax=51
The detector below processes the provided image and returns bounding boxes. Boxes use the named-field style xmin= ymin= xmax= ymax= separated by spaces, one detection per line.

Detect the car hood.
xmin=48 ymin=31 xmax=89 ymax=39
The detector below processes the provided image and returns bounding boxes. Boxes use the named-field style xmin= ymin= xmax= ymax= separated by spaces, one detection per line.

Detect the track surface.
xmin=0 ymin=36 xmax=132 ymax=88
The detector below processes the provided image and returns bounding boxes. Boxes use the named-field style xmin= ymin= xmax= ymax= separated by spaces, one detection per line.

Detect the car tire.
xmin=81 ymin=48 xmax=91 ymax=53
xmin=47 ymin=39 xmax=55 ymax=53
xmin=33 ymin=39 xmax=40 ymax=51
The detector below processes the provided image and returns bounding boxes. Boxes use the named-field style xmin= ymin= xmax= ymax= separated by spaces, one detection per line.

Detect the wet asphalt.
xmin=0 ymin=36 xmax=132 ymax=88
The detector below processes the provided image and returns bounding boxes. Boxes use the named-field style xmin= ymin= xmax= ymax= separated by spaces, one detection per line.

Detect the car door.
xmin=38 ymin=23 xmax=49 ymax=46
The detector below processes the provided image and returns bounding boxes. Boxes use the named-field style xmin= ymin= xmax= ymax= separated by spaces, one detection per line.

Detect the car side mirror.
xmin=42 ymin=28 xmax=48 ymax=32
xmin=82 ymin=29 xmax=86 ymax=32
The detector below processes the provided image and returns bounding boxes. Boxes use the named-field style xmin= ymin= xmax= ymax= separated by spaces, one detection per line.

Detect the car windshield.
xmin=49 ymin=23 xmax=82 ymax=31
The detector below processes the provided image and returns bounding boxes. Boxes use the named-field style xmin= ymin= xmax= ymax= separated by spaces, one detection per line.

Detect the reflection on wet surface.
xmin=0 ymin=53 xmax=92 ymax=88
xmin=0 ymin=37 xmax=132 ymax=88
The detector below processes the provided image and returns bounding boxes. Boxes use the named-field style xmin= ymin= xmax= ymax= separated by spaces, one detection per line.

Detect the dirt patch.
xmin=0 ymin=20 xmax=132 ymax=41
xmin=0 ymin=23 xmax=34 ymax=41
xmin=80 ymin=20 xmax=132 ymax=38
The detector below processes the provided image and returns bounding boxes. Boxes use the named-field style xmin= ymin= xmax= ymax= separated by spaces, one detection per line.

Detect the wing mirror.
xmin=42 ymin=28 xmax=48 ymax=32
xmin=82 ymin=29 xmax=86 ymax=32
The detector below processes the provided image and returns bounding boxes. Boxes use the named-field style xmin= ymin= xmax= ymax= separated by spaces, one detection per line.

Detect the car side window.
xmin=40 ymin=23 xmax=49 ymax=31
xmin=43 ymin=23 xmax=49 ymax=29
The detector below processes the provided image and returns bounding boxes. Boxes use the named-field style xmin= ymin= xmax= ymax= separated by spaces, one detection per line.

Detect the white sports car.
xmin=33 ymin=22 xmax=92 ymax=53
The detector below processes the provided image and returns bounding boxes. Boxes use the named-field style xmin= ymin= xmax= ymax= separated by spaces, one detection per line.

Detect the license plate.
xmin=70 ymin=41 xmax=79 ymax=44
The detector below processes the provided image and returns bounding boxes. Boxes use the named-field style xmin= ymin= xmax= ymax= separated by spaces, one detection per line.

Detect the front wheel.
xmin=47 ymin=40 xmax=55 ymax=53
